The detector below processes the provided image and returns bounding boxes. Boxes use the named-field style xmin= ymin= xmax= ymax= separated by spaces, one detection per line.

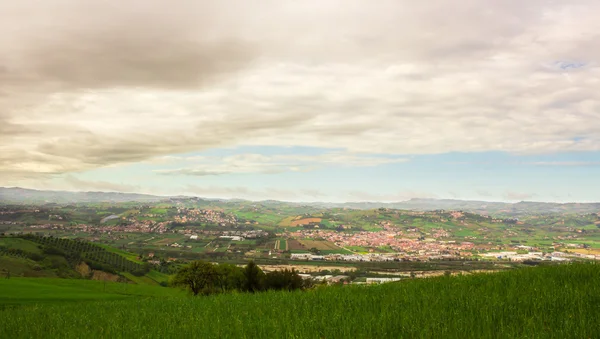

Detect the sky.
xmin=1 ymin=0 xmax=599 ymax=203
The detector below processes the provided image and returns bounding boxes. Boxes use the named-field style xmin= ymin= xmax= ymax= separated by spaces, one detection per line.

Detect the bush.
xmin=131 ymin=270 xmax=146 ymax=277
xmin=28 ymin=253 xmax=45 ymax=261
xmin=43 ymin=246 xmax=65 ymax=256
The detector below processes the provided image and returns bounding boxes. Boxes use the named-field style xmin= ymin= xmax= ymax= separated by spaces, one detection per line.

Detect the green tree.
xmin=242 ymin=261 xmax=264 ymax=293
xmin=171 ymin=260 xmax=218 ymax=296
xmin=264 ymin=268 xmax=304 ymax=291
xmin=214 ymin=263 xmax=245 ymax=292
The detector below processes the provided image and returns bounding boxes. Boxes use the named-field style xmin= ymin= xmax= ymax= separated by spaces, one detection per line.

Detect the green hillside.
xmin=0 ymin=235 xmax=171 ymax=285
xmin=1 ymin=263 xmax=598 ymax=338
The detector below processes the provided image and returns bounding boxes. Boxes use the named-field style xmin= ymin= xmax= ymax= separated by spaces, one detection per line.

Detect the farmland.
xmin=1 ymin=264 xmax=599 ymax=338
xmin=287 ymin=239 xmax=307 ymax=252
xmin=297 ymin=239 xmax=350 ymax=254
xmin=290 ymin=217 xmax=322 ymax=227
xmin=1 ymin=197 xmax=600 ymax=264
xmin=274 ymin=239 xmax=287 ymax=251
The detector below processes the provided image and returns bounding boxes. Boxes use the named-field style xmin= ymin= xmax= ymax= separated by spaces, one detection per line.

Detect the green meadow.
xmin=1 ymin=263 xmax=599 ymax=338
xmin=0 ymin=278 xmax=185 ymax=306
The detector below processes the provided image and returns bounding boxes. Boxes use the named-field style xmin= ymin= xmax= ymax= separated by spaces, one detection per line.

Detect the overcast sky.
xmin=1 ymin=0 xmax=599 ymax=202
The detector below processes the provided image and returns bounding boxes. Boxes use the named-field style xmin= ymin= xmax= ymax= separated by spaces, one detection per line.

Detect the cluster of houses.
xmin=288 ymin=228 xmax=474 ymax=256
xmin=173 ymin=208 xmax=238 ymax=226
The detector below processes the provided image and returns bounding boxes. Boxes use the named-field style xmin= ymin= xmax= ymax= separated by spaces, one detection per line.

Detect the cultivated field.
xmin=298 ymin=239 xmax=340 ymax=251
xmin=566 ymin=248 xmax=600 ymax=255
xmin=290 ymin=217 xmax=322 ymax=226
xmin=287 ymin=239 xmax=306 ymax=252
xmin=274 ymin=239 xmax=287 ymax=251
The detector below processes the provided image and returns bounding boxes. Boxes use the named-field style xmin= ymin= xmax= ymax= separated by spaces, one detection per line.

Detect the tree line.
xmin=171 ymin=260 xmax=314 ymax=296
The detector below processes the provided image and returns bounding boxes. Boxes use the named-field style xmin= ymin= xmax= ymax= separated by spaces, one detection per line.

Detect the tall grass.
xmin=1 ymin=263 xmax=599 ymax=338
xmin=0 ymin=278 xmax=185 ymax=306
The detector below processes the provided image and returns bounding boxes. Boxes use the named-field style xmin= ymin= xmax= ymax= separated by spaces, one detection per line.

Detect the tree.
xmin=214 ymin=263 xmax=245 ymax=292
xmin=264 ymin=269 xmax=304 ymax=291
xmin=171 ymin=261 xmax=218 ymax=296
xmin=242 ymin=261 xmax=264 ymax=293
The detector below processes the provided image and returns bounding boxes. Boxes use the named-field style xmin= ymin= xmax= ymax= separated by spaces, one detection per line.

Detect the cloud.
xmin=1 ymin=0 xmax=600 ymax=180
xmin=155 ymin=152 xmax=408 ymax=176
xmin=0 ymin=1 xmax=254 ymax=92
xmin=63 ymin=175 xmax=141 ymax=193
xmin=503 ymin=191 xmax=535 ymax=201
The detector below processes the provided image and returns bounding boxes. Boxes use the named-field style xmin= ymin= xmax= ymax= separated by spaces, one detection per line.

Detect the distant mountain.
xmin=1 ymin=187 xmax=599 ymax=216
xmin=0 ymin=187 xmax=165 ymax=204
xmin=276 ymin=198 xmax=600 ymax=216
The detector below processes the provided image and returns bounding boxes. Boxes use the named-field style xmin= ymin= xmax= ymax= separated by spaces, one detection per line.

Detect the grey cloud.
xmin=0 ymin=1 xmax=255 ymax=92
xmin=153 ymin=152 xmax=408 ymax=176
xmin=1 ymin=0 xmax=600 ymax=179
xmin=31 ymin=112 xmax=315 ymax=168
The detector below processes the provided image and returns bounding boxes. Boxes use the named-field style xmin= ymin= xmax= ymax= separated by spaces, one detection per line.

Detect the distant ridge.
xmin=1 ymin=187 xmax=599 ymax=216
xmin=0 ymin=187 xmax=164 ymax=204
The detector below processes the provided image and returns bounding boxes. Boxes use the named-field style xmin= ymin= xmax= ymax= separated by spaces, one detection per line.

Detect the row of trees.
xmin=172 ymin=260 xmax=312 ymax=296
xmin=19 ymin=235 xmax=149 ymax=275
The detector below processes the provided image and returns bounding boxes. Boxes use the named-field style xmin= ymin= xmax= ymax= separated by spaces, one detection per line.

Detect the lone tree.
xmin=171 ymin=260 xmax=218 ymax=295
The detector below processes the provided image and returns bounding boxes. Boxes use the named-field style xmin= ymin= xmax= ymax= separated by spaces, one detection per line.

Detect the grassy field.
xmin=278 ymin=239 xmax=287 ymax=250
xmin=0 ymin=256 xmax=54 ymax=277
xmin=120 ymin=272 xmax=161 ymax=286
xmin=0 ymin=238 xmax=42 ymax=253
xmin=0 ymin=278 xmax=185 ymax=306
xmin=96 ymin=244 xmax=143 ymax=263
xmin=1 ymin=264 xmax=599 ymax=338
